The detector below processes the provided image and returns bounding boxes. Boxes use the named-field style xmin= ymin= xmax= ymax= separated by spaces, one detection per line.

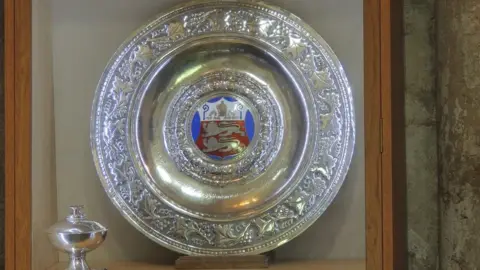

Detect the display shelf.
xmin=48 ymin=260 xmax=366 ymax=270
xmin=29 ymin=0 xmax=365 ymax=267
xmin=5 ymin=0 xmax=406 ymax=269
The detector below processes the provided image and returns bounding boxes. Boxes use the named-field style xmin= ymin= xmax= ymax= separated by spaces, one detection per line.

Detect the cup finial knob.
xmin=67 ymin=205 xmax=86 ymax=222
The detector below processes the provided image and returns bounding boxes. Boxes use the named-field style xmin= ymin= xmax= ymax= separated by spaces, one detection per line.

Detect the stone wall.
xmin=404 ymin=0 xmax=438 ymax=269
xmin=437 ymin=1 xmax=480 ymax=269
xmin=406 ymin=0 xmax=480 ymax=269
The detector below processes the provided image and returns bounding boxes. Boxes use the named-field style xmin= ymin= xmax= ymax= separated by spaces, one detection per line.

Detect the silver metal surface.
xmin=91 ymin=0 xmax=355 ymax=255
xmin=47 ymin=206 xmax=108 ymax=270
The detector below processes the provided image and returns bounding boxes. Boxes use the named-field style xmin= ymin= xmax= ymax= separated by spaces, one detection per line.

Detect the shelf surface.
xmin=49 ymin=260 xmax=365 ymax=270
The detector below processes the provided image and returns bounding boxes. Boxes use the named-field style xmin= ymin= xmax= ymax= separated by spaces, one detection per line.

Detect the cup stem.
xmin=66 ymin=252 xmax=90 ymax=270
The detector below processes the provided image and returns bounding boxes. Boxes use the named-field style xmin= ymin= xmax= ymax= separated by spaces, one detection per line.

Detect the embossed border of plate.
xmin=90 ymin=0 xmax=355 ymax=255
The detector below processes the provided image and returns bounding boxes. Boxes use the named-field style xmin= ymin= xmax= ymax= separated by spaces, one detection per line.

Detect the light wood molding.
xmin=49 ymin=260 xmax=366 ymax=270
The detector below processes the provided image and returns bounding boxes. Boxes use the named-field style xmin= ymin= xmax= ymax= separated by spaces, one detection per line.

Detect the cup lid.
xmin=47 ymin=205 xmax=107 ymax=234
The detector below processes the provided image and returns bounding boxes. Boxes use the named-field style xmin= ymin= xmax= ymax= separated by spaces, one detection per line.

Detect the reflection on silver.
xmin=47 ymin=206 xmax=107 ymax=270
xmin=90 ymin=0 xmax=355 ymax=255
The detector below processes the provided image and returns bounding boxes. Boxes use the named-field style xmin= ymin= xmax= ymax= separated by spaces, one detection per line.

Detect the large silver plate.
xmin=91 ymin=0 xmax=355 ymax=255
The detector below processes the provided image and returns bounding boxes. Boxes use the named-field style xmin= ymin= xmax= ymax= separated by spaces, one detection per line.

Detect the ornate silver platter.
xmin=91 ymin=0 xmax=355 ymax=255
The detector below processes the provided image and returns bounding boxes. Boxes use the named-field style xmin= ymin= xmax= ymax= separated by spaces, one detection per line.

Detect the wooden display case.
xmin=5 ymin=0 xmax=405 ymax=269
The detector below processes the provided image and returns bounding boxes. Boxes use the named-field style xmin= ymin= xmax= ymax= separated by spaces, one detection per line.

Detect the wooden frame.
xmin=5 ymin=0 xmax=32 ymax=270
xmin=364 ymin=0 xmax=406 ymax=269
xmin=4 ymin=0 xmax=405 ymax=269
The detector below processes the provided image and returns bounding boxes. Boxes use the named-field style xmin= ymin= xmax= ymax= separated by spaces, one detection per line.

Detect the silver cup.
xmin=47 ymin=205 xmax=108 ymax=270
